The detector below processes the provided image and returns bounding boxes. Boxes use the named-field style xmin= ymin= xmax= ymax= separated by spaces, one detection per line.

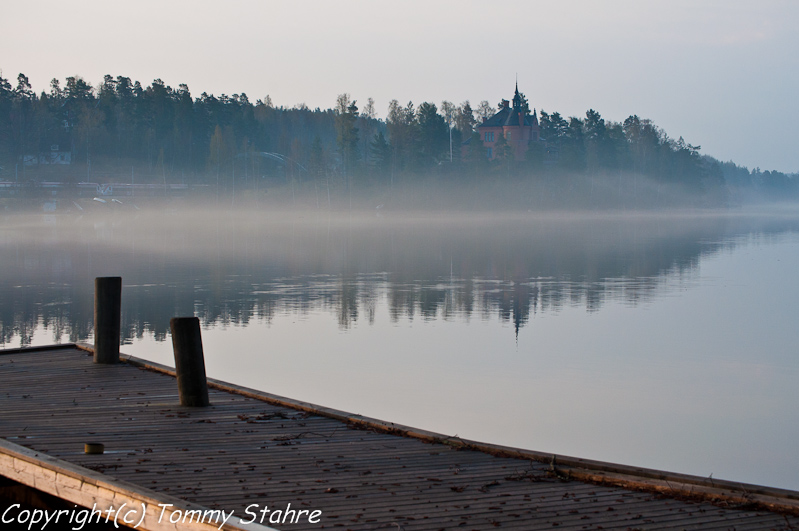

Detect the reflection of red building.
xmin=478 ymin=84 xmax=540 ymax=161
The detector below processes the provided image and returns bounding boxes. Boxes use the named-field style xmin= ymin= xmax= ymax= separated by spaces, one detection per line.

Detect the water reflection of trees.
xmin=2 ymin=211 xmax=796 ymax=346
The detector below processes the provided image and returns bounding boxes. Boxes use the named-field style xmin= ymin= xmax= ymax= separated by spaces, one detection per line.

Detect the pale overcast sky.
xmin=2 ymin=0 xmax=797 ymax=172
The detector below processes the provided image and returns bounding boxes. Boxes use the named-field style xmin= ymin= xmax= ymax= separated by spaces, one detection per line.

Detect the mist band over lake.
xmin=2 ymin=206 xmax=798 ymax=491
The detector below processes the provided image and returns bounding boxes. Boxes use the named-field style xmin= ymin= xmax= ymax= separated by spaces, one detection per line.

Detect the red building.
xmin=477 ymin=84 xmax=540 ymax=161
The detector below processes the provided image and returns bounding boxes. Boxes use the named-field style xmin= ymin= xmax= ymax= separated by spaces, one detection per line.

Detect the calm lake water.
xmin=2 ymin=205 xmax=798 ymax=491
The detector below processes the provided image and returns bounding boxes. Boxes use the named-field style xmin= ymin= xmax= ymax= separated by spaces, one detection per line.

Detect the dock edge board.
xmin=0 ymin=438 xmax=276 ymax=531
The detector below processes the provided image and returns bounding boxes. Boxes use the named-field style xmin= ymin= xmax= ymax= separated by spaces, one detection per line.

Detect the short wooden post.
xmin=94 ymin=277 xmax=121 ymax=364
xmin=170 ymin=317 xmax=210 ymax=407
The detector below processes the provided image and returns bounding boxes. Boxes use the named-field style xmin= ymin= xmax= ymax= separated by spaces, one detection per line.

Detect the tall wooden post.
xmin=94 ymin=277 xmax=121 ymax=364
xmin=170 ymin=317 xmax=210 ymax=407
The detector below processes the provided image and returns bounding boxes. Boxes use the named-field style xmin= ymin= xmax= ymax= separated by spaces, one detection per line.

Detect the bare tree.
xmin=476 ymin=100 xmax=493 ymax=124
xmin=440 ymin=101 xmax=455 ymax=162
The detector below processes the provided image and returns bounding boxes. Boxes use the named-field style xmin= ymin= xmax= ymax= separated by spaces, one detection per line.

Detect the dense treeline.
xmin=0 ymin=72 xmax=796 ymax=205
xmin=0 ymin=73 xmax=355 ymax=188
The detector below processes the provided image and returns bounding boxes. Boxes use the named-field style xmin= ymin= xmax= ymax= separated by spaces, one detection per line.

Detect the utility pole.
xmin=449 ymin=125 xmax=453 ymax=163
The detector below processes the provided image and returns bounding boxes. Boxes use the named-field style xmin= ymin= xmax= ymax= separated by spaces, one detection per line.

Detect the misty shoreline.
xmin=3 ymin=173 xmax=791 ymax=215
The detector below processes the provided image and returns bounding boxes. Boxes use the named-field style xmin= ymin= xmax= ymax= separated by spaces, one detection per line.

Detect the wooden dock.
xmin=1 ymin=344 xmax=798 ymax=530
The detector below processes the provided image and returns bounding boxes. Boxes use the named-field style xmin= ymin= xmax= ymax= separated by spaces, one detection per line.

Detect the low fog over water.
xmin=2 ymin=204 xmax=799 ymax=490
xmin=0 ymin=206 xmax=777 ymax=343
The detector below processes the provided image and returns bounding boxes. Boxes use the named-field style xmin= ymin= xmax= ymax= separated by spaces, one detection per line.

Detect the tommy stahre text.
xmin=1 ymin=501 xmax=323 ymax=530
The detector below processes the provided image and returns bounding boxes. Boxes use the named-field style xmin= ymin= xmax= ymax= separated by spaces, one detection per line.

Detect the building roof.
xmin=479 ymin=83 xmax=538 ymax=129
xmin=480 ymin=106 xmax=534 ymax=128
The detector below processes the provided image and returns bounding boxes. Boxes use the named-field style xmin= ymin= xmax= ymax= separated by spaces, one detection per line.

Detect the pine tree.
xmin=335 ymin=93 xmax=359 ymax=189
xmin=369 ymin=131 xmax=391 ymax=173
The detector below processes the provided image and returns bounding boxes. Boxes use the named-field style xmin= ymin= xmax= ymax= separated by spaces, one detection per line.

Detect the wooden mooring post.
xmin=93 ymin=276 xmax=121 ymax=364
xmin=170 ymin=317 xmax=210 ymax=407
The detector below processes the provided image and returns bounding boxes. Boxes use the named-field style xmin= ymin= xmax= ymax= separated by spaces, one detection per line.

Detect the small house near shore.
xmin=473 ymin=84 xmax=541 ymax=161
